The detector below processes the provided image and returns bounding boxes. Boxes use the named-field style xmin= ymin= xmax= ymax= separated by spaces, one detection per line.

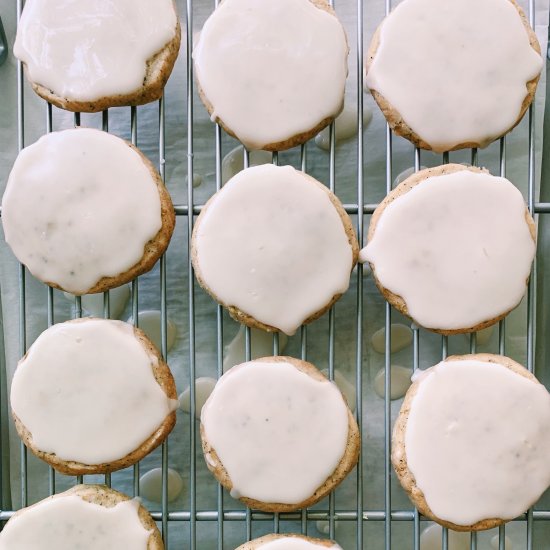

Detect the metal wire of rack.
xmin=1 ymin=0 xmax=550 ymax=549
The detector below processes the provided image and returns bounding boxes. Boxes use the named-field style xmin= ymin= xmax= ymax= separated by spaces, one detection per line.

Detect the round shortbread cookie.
xmin=365 ymin=0 xmax=542 ymax=152
xmin=1 ymin=128 xmax=175 ymax=295
xmin=14 ymin=0 xmax=181 ymax=112
xmin=200 ymin=356 xmax=360 ymax=512
xmin=237 ymin=533 xmax=342 ymax=550
xmin=360 ymin=164 xmax=536 ymax=334
xmin=193 ymin=0 xmax=348 ymax=151
xmin=0 ymin=485 xmax=163 ymax=550
xmin=10 ymin=318 xmax=178 ymax=475
xmin=191 ymin=164 xmax=358 ymax=336
xmin=393 ymin=354 xmax=550 ymax=531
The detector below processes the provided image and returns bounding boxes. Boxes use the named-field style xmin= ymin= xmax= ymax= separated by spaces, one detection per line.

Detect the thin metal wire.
xmin=356 ymin=0 xmax=365 ymax=545
xmin=186 ymin=0 xmax=197 ymax=546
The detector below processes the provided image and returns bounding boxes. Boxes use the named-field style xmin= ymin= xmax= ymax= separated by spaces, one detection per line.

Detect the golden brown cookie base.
xmin=200 ymin=356 xmax=360 ymax=512
xmin=365 ymin=0 xmax=541 ymax=153
xmin=366 ymin=163 xmax=536 ymax=335
xmin=4 ymin=485 xmax=164 ymax=549
xmin=24 ymin=11 xmax=181 ymax=113
xmin=392 ymin=353 xmax=540 ymax=531
xmin=191 ymin=170 xmax=358 ymax=334
xmin=12 ymin=319 xmax=177 ymax=476
xmin=195 ymin=0 xmax=347 ymax=151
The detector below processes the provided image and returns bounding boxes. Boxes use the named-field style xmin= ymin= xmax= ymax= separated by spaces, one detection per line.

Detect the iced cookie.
xmin=2 ymin=128 xmax=175 ymax=295
xmin=192 ymin=164 xmax=358 ymax=335
xmin=14 ymin=0 xmax=180 ymax=112
xmin=360 ymin=164 xmax=536 ymax=334
xmin=200 ymin=356 xmax=360 ymax=512
xmin=193 ymin=0 xmax=348 ymax=151
xmin=393 ymin=353 xmax=550 ymax=531
xmin=10 ymin=318 xmax=178 ymax=475
xmin=0 ymin=485 xmax=163 ymax=550
xmin=365 ymin=0 xmax=542 ymax=152
xmin=237 ymin=534 xmax=342 ymax=550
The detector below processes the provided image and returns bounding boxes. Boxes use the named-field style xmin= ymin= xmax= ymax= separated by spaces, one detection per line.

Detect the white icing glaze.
xmin=201 ymin=360 xmax=350 ymax=504
xmin=366 ymin=0 xmax=542 ymax=152
xmin=405 ymin=359 xmax=550 ymax=525
xmin=2 ymin=129 xmax=163 ymax=294
xmin=194 ymin=164 xmax=354 ymax=335
xmin=0 ymin=494 xmax=150 ymax=549
xmin=420 ymin=524 xmax=470 ymax=550
xmin=139 ymin=467 xmax=184 ymax=503
xmin=371 ymin=323 xmax=413 ymax=354
xmin=14 ymin=0 xmax=177 ymax=102
xmin=127 ymin=310 xmax=178 ymax=352
xmin=314 ymin=103 xmax=373 ymax=151
xmin=321 ymin=369 xmax=356 ymax=413
xmin=223 ymin=324 xmax=288 ymax=371
xmin=179 ymin=377 xmax=217 ymax=418
xmin=222 ymin=146 xmax=272 ymax=185
xmin=63 ymin=284 xmax=131 ymax=319
xmin=373 ymin=365 xmax=412 ymax=400
xmin=362 ymin=169 xmax=535 ymax=330
xmin=260 ymin=538 xmax=341 ymax=550
xmin=10 ymin=319 xmax=177 ymax=465
xmin=193 ymin=0 xmax=348 ymax=149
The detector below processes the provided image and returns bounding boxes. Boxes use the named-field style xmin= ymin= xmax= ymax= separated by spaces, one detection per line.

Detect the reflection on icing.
xmin=127 ymin=310 xmax=177 ymax=352
xmin=140 ymin=467 xmax=184 ymax=503
xmin=371 ymin=323 xmax=413 ymax=354
xmin=193 ymin=0 xmax=348 ymax=149
xmin=0 ymin=494 xmax=150 ymax=549
xmin=63 ymin=284 xmax=131 ymax=319
xmin=2 ymin=129 xmax=163 ymax=294
xmin=201 ymin=360 xmax=349 ymax=504
xmin=362 ymin=169 xmax=535 ymax=330
xmin=420 ymin=523 xmax=470 ymax=550
xmin=373 ymin=365 xmax=412 ymax=400
xmin=366 ymin=0 xmax=543 ymax=152
xmin=222 ymin=146 xmax=272 ymax=185
xmin=179 ymin=377 xmax=217 ymax=418
xmin=406 ymin=359 xmax=550 ymax=525
xmin=194 ymin=164 xmax=354 ymax=335
xmin=321 ymin=369 xmax=356 ymax=413
xmin=223 ymin=324 xmax=288 ymax=371
xmin=314 ymin=103 xmax=373 ymax=151
xmin=10 ymin=320 xmax=176 ymax=464
xmin=14 ymin=0 xmax=177 ymax=102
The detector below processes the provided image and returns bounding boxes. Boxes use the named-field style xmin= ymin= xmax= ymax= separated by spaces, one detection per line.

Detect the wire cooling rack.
xmin=1 ymin=0 xmax=550 ymax=549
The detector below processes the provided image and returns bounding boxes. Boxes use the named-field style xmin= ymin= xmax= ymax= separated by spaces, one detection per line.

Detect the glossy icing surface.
xmin=10 ymin=319 xmax=177 ymax=464
xmin=403 ymin=359 xmax=550 ymax=525
xmin=362 ymin=169 xmax=535 ymax=330
xmin=2 ymin=129 xmax=163 ymax=294
xmin=201 ymin=360 xmax=349 ymax=504
xmin=0 ymin=495 xmax=150 ymax=549
xmin=194 ymin=164 xmax=354 ymax=335
xmin=14 ymin=0 xmax=177 ymax=102
xmin=193 ymin=0 xmax=348 ymax=149
xmin=260 ymin=538 xmax=341 ymax=550
xmin=366 ymin=0 xmax=542 ymax=152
